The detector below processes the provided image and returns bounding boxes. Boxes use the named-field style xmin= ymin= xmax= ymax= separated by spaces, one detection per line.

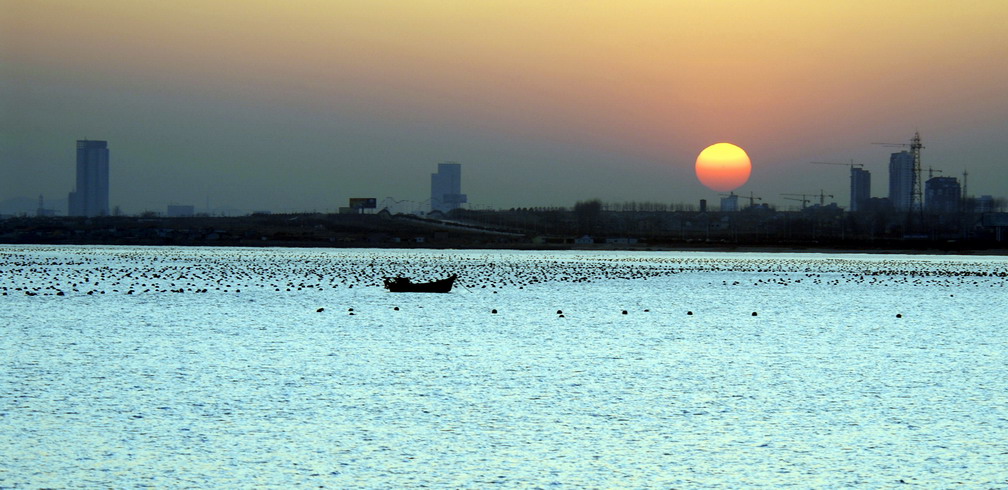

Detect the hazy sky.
xmin=3 ymin=1 xmax=1007 ymax=213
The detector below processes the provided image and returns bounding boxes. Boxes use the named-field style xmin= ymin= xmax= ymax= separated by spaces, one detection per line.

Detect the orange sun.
xmin=695 ymin=143 xmax=752 ymax=192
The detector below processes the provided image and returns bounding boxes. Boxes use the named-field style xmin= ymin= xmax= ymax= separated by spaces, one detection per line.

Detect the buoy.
xmin=348 ymin=308 xmax=354 ymax=312
xmin=557 ymin=310 xmax=563 ymax=314
xmin=687 ymin=311 xmax=693 ymax=315
xmin=752 ymin=312 xmax=758 ymax=316
xmin=317 ymin=308 xmax=324 ymax=313
xmin=896 ymin=313 xmax=902 ymax=318
xmin=622 ymin=310 xmax=628 ymax=315
xmin=491 ymin=309 xmax=497 ymax=314
xmin=393 ymin=306 xmax=399 ymax=311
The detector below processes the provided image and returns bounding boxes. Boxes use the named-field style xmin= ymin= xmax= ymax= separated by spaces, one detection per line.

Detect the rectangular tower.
xmin=888 ymin=151 xmax=913 ymax=212
xmin=68 ymin=140 xmax=109 ymax=216
xmin=430 ymin=162 xmax=467 ymax=213
xmin=850 ymin=167 xmax=871 ymax=212
xmin=719 ymin=194 xmax=738 ymax=212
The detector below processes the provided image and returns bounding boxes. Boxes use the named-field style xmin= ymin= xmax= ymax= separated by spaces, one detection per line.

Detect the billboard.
xmin=982 ymin=213 xmax=1008 ymax=227
xmin=349 ymin=198 xmax=377 ymax=209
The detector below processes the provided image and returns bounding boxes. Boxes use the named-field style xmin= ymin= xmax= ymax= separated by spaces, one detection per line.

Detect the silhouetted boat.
xmin=384 ymin=274 xmax=457 ymax=293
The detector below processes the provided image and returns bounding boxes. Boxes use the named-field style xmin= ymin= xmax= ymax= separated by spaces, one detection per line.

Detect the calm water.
xmin=2 ymin=246 xmax=1007 ymax=487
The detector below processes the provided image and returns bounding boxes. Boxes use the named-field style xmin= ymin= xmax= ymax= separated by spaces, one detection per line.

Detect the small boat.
xmin=383 ymin=274 xmax=457 ymax=293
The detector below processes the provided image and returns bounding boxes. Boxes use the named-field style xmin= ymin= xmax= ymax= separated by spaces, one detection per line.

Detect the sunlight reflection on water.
xmin=1 ymin=246 xmax=1007 ymax=487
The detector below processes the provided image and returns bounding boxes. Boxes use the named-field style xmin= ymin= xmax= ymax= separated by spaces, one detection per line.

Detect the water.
xmin=2 ymin=246 xmax=1007 ymax=487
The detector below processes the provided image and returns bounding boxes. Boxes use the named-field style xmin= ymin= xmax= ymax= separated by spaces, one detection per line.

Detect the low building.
xmin=167 ymin=205 xmax=195 ymax=217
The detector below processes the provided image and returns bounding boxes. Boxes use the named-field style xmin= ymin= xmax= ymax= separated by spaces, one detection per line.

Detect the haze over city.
xmin=3 ymin=1 xmax=1007 ymax=215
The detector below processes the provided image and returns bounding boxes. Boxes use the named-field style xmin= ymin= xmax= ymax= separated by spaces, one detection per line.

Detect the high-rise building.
xmin=719 ymin=194 xmax=738 ymax=212
xmin=68 ymin=140 xmax=109 ymax=216
xmin=888 ymin=151 xmax=913 ymax=211
xmin=430 ymin=162 xmax=467 ymax=213
xmin=850 ymin=167 xmax=871 ymax=212
xmin=925 ymin=177 xmax=961 ymax=214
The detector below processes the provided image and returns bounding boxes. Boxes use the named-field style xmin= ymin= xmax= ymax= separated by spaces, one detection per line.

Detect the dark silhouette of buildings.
xmin=850 ymin=167 xmax=871 ymax=212
xmin=68 ymin=140 xmax=109 ymax=217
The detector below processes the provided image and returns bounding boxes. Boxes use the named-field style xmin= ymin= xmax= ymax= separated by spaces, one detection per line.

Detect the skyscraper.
xmin=68 ymin=140 xmax=109 ymax=217
xmin=925 ymin=176 xmax=961 ymax=214
xmin=430 ymin=162 xmax=467 ymax=213
xmin=888 ymin=151 xmax=913 ymax=211
xmin=850 ymin=167 xmax=871 ymax=212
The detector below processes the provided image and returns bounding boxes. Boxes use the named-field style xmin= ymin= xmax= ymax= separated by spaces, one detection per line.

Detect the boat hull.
xmin=384 ymin=275 xmax=457 ymax=293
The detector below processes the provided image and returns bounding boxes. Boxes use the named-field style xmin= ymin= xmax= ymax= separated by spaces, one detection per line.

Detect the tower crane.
xmin=721 ymin=191 xmax=763 ymax=208
xmin=817 ymin=189 xmax=834 ymax=206
xmin=810 ymin=160 xmax=864 ymax=170
xmin=782 ymin=191 xmax=833 ymax=209
xmin=780 ymin=193 xmax=810 ymax=210
xmin=962 ymin=169 xmax=968 ymax=201
xmin=810 ymin=160 xmax=866 ymax=211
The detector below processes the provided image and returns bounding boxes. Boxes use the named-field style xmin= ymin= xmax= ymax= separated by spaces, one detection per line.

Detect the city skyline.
xmin=3 ymin=2 xmax=1007 ymax=214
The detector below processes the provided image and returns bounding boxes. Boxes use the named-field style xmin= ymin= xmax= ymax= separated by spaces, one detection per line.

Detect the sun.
xmin=695 ymin=143 xmax=752 ymax=192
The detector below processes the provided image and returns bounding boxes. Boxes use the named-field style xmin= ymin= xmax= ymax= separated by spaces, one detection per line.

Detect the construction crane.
xmin=782 ymin=191 xmax=833 ymax=209
xmin=810 ymin=160 xmax=864 ymax=170
xmin=874 ymin=131 xmax=925 ymax=228
xmin=810 ymin=160 xmax=865 ymax=211
xmin=962 ymin=169 xmax=969 ymax=201
xmin=721 ymin=191 xmax=763 ymax=208
xmin=817 ymin=189 xmax=834 ymax=206
xmin=927 ymin=167 xmax=943 ymax=179
xmin=780 ymin=193 xmax=810 ymax=210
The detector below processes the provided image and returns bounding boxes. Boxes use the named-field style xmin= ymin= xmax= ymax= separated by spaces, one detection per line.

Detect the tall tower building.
xmin=719 ymin=194 xmax=739 ymax=212
xmin=430 ymin=162 xmax=467 ymax=213
xmin=888 ymin=151 xmax=913 ymax=211
xmin=850 ymin=167 xmax=871 ymax=212
xmin=68 ymin=140 xmax=109 ymax=217
xmin=925 ymin=177 xmax=961 ymax=214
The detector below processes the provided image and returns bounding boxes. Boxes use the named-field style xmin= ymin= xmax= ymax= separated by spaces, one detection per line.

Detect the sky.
xmin=3 ymin=0 xmax=1007 ymax=214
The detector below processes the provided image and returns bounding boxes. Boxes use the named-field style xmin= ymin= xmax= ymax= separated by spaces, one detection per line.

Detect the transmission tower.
xmin=909 ymin=131 xmax=924 ymax=215
xmin=874 ymin=131 xmax=926 ymax=231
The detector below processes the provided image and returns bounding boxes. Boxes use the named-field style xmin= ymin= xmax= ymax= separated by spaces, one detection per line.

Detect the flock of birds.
xmin=1 ymin=247 xmax=1006 ymax=298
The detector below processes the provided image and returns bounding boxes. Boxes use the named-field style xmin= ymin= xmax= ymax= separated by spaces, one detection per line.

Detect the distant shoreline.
xmin=2 ymin=214 xmax=1005 ymax=256
xmin=2 ymin=241 xmax=1006 ymax=257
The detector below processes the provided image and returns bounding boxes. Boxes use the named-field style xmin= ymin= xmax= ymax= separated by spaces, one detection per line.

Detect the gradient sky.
xmin=3 ymin=0 xmax=1007 ymax=213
